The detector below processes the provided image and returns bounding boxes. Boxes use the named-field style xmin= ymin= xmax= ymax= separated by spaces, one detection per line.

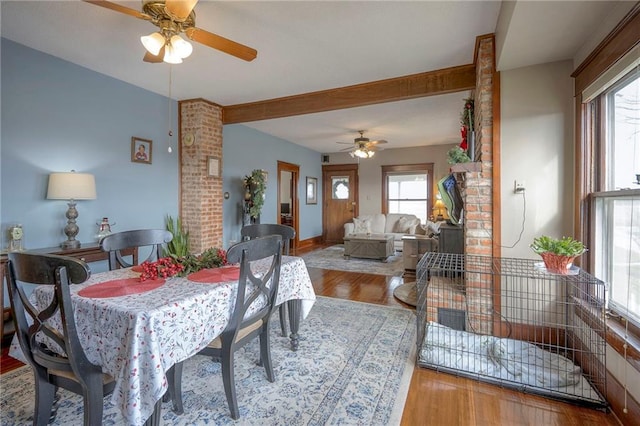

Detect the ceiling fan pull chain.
xmin=167 ymin=65 xmax=173 ymax=153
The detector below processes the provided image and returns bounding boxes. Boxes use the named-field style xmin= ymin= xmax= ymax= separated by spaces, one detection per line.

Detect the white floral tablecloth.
xmin=10 ymin=256 xmax=316 ymax=426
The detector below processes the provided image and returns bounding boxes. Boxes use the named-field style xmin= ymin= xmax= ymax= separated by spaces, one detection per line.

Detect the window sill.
xmin=574 ymin=296 xmax=640 ymax=373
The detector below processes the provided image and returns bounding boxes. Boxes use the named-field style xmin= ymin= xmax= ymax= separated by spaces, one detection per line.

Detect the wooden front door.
xmin=322 ymin=164 xmax=359 ymax=243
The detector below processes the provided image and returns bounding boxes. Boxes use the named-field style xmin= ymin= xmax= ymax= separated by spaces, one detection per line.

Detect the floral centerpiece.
xmin=138 ymin=214 xmax=228 ymax=281
xmin=530 ymin=235 xmax=587 ymax=274
xmin=139 ymin=247 xmax=228 ymax=281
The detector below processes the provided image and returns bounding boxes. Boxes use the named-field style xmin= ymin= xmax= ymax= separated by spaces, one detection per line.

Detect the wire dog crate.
xmin=416 ymin=253 xmax=608 ymax=409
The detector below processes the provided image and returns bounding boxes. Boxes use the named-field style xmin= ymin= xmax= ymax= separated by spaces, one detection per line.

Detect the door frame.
xmin=277 ymin=161 xmax=299 ymax=252
xmin=322 ymin=164 xmax=359 ymax=243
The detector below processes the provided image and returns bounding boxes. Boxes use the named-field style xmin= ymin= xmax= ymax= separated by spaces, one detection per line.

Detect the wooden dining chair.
xmin=171 ymin=235 xmax=283 ymax=420
xmin=7 ymin=252 xmax=116 ymax=426
xmin=100 ymin=229 xmax=173 ymax=270
xmin=241 ymin=223 xmax=295 ymax=336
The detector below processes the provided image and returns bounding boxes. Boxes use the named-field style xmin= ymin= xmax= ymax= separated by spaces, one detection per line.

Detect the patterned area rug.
xmin=302 ymin=244 xmax=404 ymax=276
xmin=0 ymin=296 xmax=415 ymax=425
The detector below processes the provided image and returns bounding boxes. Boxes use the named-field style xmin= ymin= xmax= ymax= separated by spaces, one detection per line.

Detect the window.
xmin=588 ymin=68 xmax=640 ymax=325
xmin=382 ymin=164 xmax=433 ymax=223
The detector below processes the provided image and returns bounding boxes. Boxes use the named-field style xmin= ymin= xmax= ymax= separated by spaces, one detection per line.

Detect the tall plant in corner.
xmin=164 ymin=215 xmax=190 ymax=257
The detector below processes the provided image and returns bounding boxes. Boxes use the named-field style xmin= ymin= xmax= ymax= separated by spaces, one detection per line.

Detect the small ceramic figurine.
xmin=97 ymin=217 xmax=115 ymax=240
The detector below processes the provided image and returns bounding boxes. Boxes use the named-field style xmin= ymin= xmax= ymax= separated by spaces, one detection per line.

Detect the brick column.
xmin=178 ymin=99 xmax=224 ymax=253
xmin=450 ymin=34 xmax=496 ymax=334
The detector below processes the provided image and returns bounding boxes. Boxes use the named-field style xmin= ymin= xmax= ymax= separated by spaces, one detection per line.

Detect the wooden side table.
xmin=402 ymin=235 xmax=438 ymax=274
xmin=1 ymin=243 xmax=138 ymax=344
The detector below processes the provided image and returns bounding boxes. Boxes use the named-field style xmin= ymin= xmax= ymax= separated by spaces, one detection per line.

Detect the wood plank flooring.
xmin=304 ymin=264 xmax=621 ymax=425
xmin=1 ymin=244 xmax=622 ymax=425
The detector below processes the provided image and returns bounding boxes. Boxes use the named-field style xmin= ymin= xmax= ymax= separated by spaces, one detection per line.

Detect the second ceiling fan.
xmin=84 ymin=0 xmax=257 ymax=64
xmin=337 ymin=131 xmax=388 ymax=158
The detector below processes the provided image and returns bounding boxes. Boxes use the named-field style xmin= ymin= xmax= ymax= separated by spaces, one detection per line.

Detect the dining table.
xmin=9 ymin=255 xmax=316 ymax=426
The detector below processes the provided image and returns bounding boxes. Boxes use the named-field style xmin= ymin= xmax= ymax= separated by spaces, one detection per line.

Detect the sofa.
xmin=344 ymin=213 xmax=433 ymax=251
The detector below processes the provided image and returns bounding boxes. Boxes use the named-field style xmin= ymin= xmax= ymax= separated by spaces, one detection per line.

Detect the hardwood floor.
xmin=0 ymin=244 xmax=622 ymax=425
xmin=297 ymin=244 xmax=621 ymax=425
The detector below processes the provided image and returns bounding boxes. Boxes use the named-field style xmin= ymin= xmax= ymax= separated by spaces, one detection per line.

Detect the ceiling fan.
xmin=337 ymin=130 xmax=388 ymax=158
xmin=84 ymin=0 xmax=257 ymax=64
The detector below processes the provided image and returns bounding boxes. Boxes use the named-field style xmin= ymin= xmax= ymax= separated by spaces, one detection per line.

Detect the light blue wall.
xmin=1 ymin=39 xmax=324 ymax=263
xmin=222 ymin=125 xmax=323 ymax=247
xmin=1 ymin=39 xmax=179 ymax=265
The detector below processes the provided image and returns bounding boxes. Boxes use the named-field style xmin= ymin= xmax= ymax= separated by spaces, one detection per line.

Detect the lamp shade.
xmin=47 ymin=172 xmax=97 ymax=200
xmin=141 ymin=32 xmax=165 ymax=56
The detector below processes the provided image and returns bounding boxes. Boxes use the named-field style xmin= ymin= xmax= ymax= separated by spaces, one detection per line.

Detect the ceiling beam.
xmin=222 ymin=64 xmax=476 ymax=124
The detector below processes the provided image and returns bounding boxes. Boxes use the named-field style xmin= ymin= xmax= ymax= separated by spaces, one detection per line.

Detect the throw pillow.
xmin=394 ymin=216 xmax=419 ymax=234
xmin=352 ymin=217 xmax=372 ymax=234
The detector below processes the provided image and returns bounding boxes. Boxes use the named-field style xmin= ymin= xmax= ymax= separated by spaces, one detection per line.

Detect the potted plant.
xmin=530 ymin=235 xmax=587 ymax=274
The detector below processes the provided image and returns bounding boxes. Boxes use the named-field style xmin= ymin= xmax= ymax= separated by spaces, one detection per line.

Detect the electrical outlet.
xmin=514 ymin=180 xmax=526 ymax=193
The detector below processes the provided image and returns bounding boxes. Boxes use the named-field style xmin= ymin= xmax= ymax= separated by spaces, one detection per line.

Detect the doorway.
xmin=277 ymin=161 xmax=299 ymax=253
xmin=322 ymin=164 xmax=359 ymax=243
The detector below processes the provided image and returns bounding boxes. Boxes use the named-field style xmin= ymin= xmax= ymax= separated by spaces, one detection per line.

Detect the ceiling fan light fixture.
xmin=353 ymin=148 xmax=372 ymax=159
xmin=163 ymin=44 xmax=183 ymax=64
xmin=141 ymin=32 xmax=165 ymax=56
xmin=170 ymin=35 xmax=193 ymax=59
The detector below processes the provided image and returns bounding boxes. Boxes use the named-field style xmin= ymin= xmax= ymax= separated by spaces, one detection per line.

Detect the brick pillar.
xmin=451 ymin=34 xmax=495 ymax=334
xmin=178 ymin=99 xmax=224 ymax=253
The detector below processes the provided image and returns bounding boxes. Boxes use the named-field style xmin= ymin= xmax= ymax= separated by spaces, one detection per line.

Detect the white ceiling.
xmin=1 ymin=0 xmax=626 ymax=154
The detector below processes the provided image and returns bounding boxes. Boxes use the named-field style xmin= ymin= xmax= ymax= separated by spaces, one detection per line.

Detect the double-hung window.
xmin=589 ymin=67 xmax=640 ymax=326
xmin=382 ymin=164 xmax=433 ymax=223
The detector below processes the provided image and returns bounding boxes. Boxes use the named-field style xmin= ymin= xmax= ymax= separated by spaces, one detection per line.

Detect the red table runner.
xmin=187 ymin=266 xmax=240 ymax=284
xmin=78 ymin=278 xmax=165 ymax=298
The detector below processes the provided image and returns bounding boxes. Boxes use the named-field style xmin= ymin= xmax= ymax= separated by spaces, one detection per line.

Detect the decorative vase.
xmin=540 ymin=252 xmax=576 ymax=274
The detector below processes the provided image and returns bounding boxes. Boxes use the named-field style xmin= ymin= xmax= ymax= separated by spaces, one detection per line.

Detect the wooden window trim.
xmin=381 ymin=163 xmax=434 ymax=216
xmin=573 ymin=4 xmax=640 ymax=372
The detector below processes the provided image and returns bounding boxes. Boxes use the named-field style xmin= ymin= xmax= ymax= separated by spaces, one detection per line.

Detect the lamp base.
xmin=61 ymin=239 xmax=81 ymax=250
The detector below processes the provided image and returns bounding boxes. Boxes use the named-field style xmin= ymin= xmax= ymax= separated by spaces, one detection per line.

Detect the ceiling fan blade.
xmin=368 ymin=140 xmax=388 ymax=145
xmin=83 ymin=0 xmax=150 ymax=20
xmin=336 ymin=141 xmax=355 ymax=145
xmin=165 ymin=0 xmax=198 ymax=21
xmin=185 ymin=27 xmax=257 ymax=62
xmin=143 ymin=46 xmax=165 ymax=63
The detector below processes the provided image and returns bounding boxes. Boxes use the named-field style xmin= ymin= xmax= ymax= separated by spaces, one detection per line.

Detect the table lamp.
xmin=433 ymin=199 xmax=446 ymax=221
xmin=47 ymin=171 xmax=97 ymax=249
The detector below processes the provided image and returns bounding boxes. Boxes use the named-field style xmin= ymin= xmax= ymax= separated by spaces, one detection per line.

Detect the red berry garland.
xmin=139 ymin=257 xmax=184 ymax=282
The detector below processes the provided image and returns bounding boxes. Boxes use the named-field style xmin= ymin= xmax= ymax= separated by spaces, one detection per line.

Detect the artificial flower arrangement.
xmin=139 ymin=247 xmax=228 ymax=281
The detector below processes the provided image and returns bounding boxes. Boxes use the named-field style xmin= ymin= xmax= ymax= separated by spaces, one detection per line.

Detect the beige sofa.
xmin=344 ymin=213 xmax=426 ymax=251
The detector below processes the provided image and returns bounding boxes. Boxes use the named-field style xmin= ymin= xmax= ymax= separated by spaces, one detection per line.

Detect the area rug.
xmin=0 ymin=296 xmax=416 ymax=425
xmin=302 ymin=244 xmax=404 ymax=276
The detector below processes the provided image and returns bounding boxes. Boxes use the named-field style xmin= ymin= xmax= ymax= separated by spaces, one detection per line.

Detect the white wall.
xmin=500 ymin=60 xmax=575 ymax=259
xmin=325 ymin=144 xmax=456 ymax=216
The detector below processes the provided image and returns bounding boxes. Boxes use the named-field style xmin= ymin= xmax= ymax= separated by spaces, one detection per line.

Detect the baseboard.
xmin=297 ymin=236 xmax=323 ymax=251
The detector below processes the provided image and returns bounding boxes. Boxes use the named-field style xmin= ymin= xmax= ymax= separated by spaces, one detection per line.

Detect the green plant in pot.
xmin=530 ymin=235 xmax=587 ymax=274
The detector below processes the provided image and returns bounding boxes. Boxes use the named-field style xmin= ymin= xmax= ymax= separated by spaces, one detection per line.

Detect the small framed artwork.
xmin=207 ymin=156 xmax=220 ymax=178
xmin=131 ymin=137 xmax=152 ymax=164
xmin=306 ymin=176 xmax=318 ymax=205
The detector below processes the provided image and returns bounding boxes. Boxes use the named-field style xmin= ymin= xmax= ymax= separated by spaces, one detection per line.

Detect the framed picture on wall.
xmin=131 ymin=137 xmax=152 ymax=164
xmin=306 ymin=176 xmax=318 ymax=204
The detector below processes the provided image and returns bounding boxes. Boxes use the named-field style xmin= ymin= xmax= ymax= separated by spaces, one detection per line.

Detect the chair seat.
xmin=50 ymin=368 xmax=115 ymax=385
xmin=207 ymin=319 xmax=264 ymax=349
